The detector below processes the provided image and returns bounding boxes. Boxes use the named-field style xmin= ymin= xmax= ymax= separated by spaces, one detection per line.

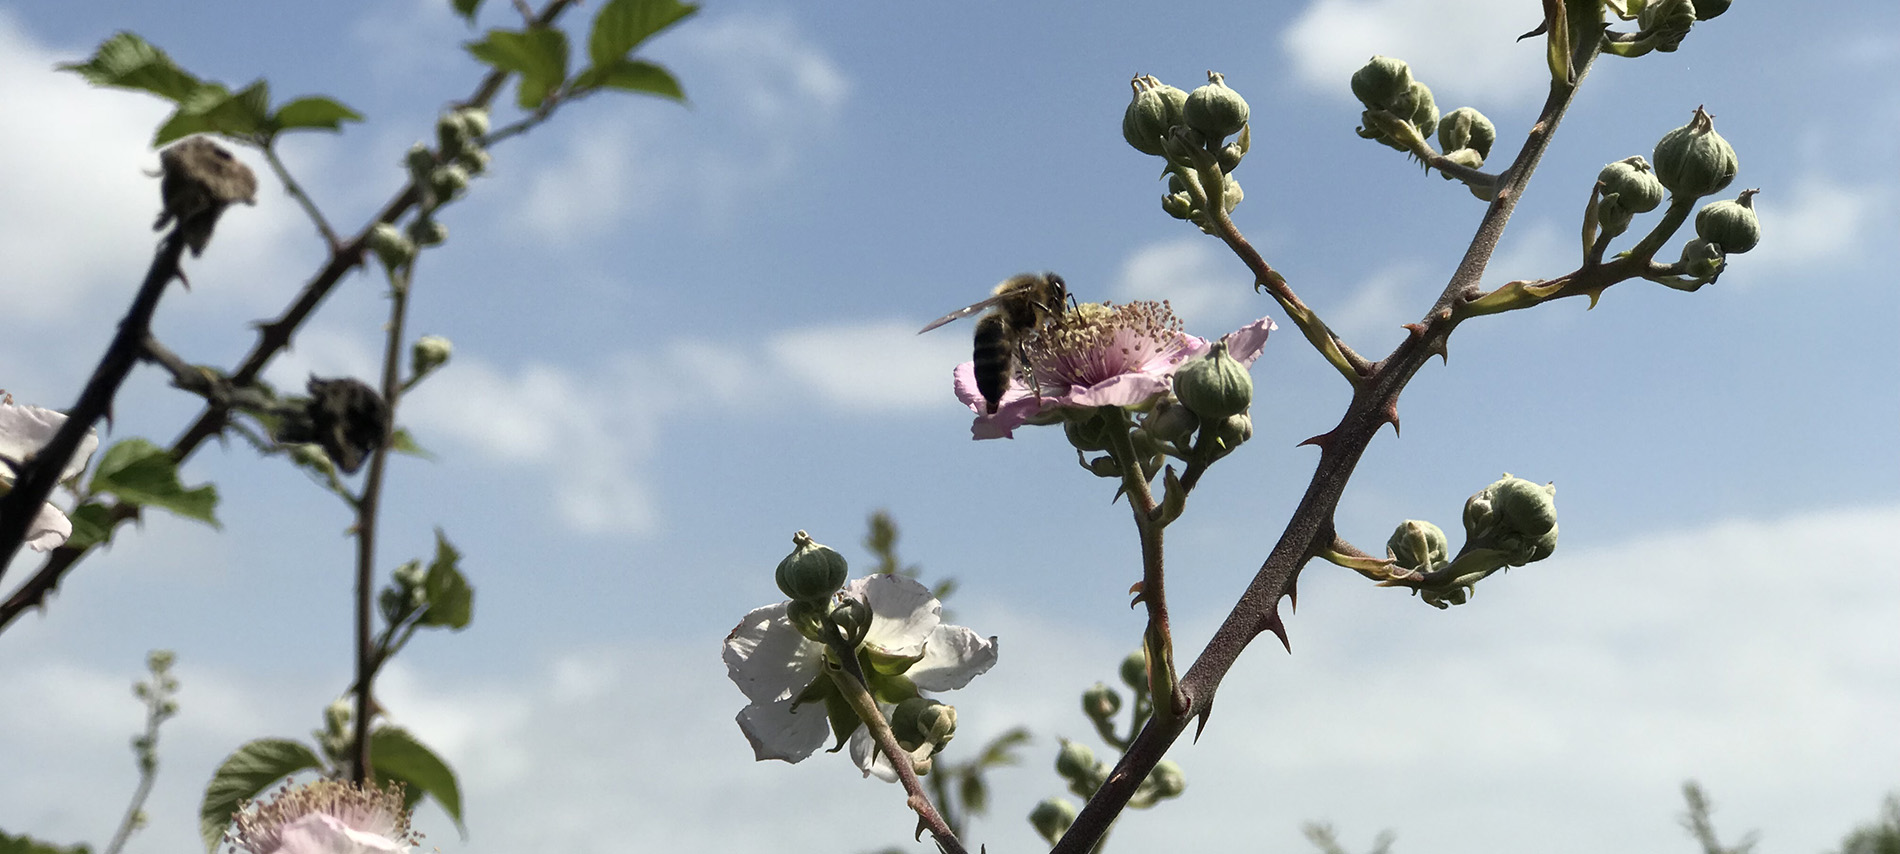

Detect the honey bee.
xmin=919 ymin=273 xmax=1069 ymax=413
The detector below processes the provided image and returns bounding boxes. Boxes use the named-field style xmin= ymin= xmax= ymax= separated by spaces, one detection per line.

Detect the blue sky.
xmin=1 ymin=1 xmax=1897 ymax=852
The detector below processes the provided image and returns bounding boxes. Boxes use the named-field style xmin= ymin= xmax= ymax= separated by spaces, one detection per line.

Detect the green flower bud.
xmin=1029 ymin=798 xmax=1078 ymax=844
xmin=1599 ymin=156 xmax=1666 ymax=214
xmin=829 ymin=596 xmax=872 ymax=647
xmin=1082 ymin=682 xmax=1123 ymax=721
xmin=1085 ymin=454 xmax=1122 ymax=478
xmin=365 ymin=223 xmax=416 ymax=270
xmin=410 ymin=335 xmax=452 ymax=377
xmin=1676 ymin=237 xmax=1726 ymax=279
xmin=1350 ymin=56 xmax=1413 ymax=111
xmin=775 ymin=530 xmax=848 ymax=603
xmin=1142 ymin=397 xmax=1200 ymax=446
xmin=1055 ymin=739 xmax=1099 ymax=782
xmin=1387 ymin=519 xmax=1450 ymax=573
xmin=1161 ymin=191 xmax=1195 ymax=221
xmin=456 ymin=107 xmax=490 ymax=139
xmin=1638 ymin=0 xmax=1697 ymax=51
xmin=1396 ymin=81 xmax=1439 ymax=139
xmin=1653 ymin=106 xmax=1737 ymax=198
xmin=1695 ymin=0 xmax=1731 ymax=19
xmin=1695 ymin=188 xmax=1760 ymax=254
xmin=1441 ymin=147 xmax=1485 ymax=173
xmin=1217 ymin=141 xmax=1245 ymax=173
xmin=891 ymin=698 xmax=957 ymax=751
xmin=1161 ymin=125 xmax=1210 ymax=170
xmin=1206 ymin=412 xmax=1252 ymax=454
xmin=436 ymin=111 xmax=474 ymax=156
xmin=1119 ymin=650 xmax=1149 ymax=692
xmin=407 ymin=218 xmax=448 ymax=247
xmin=784 ymin=597 xmax=831 ymax=644
xmin=457 ymin=148 xmax=492 ymax=176
xmin=1183 ymin=71 xmax=1250 ymax=142
xmin=1064 ymin=409 xmax=1117 ymax=452
xmin=1438 ymin=107 xmax=1496 ymax=159
xmin=429 ymin=164 xmax=470 ymax=203
xmin=1122 ymin=75 xmax=1188 ymax=157
xmin=1173 ymin=341 xmax=1253 ymax=420
xmin=403 ymin=143 xmax=437 ymax=182
xmin=1463 ymin=474 xmax=1559 ymax=566
xmin=1146 ymin=759 xmax=1187 ymax=798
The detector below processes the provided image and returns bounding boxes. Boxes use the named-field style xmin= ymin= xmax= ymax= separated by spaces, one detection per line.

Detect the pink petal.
xmin=1222 ymin=316 xmax=1278 ymax=366
xmin=1065 ymin=373 xmax=1172 ymax=408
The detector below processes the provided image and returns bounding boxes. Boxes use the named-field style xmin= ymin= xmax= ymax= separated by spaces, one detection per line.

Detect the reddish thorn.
xmin=1299 ymin=430 xmax=1334 ymax=449
xmin=1264 ymin=611 xmax=1291 ymax=653
xmin=1286 ymin=577 xmax=1298 ymax=613
xmin=1192 ymin=703 xmax=1213 ymax=743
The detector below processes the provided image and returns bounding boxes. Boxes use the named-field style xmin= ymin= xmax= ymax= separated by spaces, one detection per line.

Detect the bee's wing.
xmin=918 ymin=295 xmax=1006 ymax=334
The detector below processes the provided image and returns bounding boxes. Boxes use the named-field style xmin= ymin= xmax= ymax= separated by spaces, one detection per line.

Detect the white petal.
xmin=0 ymin=403 xmax=96 ymax=482
xmin=268 ymin=812 xmax=409 ymax=854
xmin=722 ymin=602 xmax=823 ymax=704
xmin=850 ymin=574 xmax=940 ymax=657
xmin=847 ymin=706 xmax=900 ymax=782
xmin=910 ymin=626 xmax=998 ymax=692
xmin=25 ymin=502 xmax=72 ymax=552
xmin=736 ymin=698 xmax=830 ymax=764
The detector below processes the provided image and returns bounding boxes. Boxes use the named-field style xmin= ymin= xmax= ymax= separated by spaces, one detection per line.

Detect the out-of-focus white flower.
xmin=0 ymin=399 xmax=100 ymax=551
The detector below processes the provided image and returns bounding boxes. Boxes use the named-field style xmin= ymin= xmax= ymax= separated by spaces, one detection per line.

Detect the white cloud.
xmin=1283 ymin=0 xmax=1545 ymax=104
xmin=1325 ymin=261 xmax=1424 ymax=344
xmin=1738 ymin=177 xmax=1882 ymax=272
xmin=767 ymin=320 xmax=968 ymax=412
xmin=7 ymin=504 xmax=1890 ymax=853
xmin=1111 ymin=237 xmax=1257 ymax=331
xmin=511 ymin=12 xmax=849 ymax=241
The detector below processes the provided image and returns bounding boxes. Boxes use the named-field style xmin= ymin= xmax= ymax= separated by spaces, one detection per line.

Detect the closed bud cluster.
xmin=1123 ymin=75 xmax=1188 ymax=157
xmin=1144 ymin=759 xmax=1187 ymax=799
xmin=407 ymin=218 xmax=448 ymax=247
xmin=1056 ymin=739 xmax=1107 ymax=795
xmin=1676 ymin=237 xmax=1726 ymax=280
xmin=1387 ymin=519 xmax=1450 ymax=573
xmin=1638 ymin=0 xmax=1699 ymax=52
xmin=1351 ymin=56 xmax=1440 ymax=153
xmin=1462 ymin=474 xmax=1559 ymax=567
xmin=1438 ymin=107 xmax=1496 ymax=160
xmin=1596 ymin=156 xmax=1667 ymax=236
xmin=365 ymin=223 xmax=416 ymax=270
xmin=1029 ymin=798 xmax=1078 ymax=844
xmin=1183 ymin=71 xmax=1250 ymax=144
xmin=774 ymin=530 xmax=847 ymax=603
xmin=1174 ymin=341 xmax=1254 ymax=421
xmin=891 ymin=698 xmax=957 ymax=752
xmin=1695 ymin=188 xmax=1760 ymax=254
xmin=1119 ymin=650 xmax=1149 ymax=692
xmin=1653 ymin=107 xmax=1737 ymax=199
xmin=1082 ymin=682 xmax=1122 ymax=721
xmin=410 ymin=335 xmax=453 ymax=378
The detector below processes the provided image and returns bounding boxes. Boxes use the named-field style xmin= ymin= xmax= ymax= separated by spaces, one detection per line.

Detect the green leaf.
xmin=368 ymin=726 xmax=466 ymax=837
xmin=57 ymin=31 xmax=204 ymax=102
xmin=418 ymin=530 xmax=473 ymax=629
xmin=466 ymin=27 xmax=570 ymax=109
xmin=62 ymin=502 xmax=116 ymax=551
xmin=451 ymin=0 xmax=484 ymax=24
xmin=198 ymin=739 xmax=323 ymax=852
xmin=574 ymin=59 xmax=684 ymax=101
xmin=152 ymin=80 xmax=272 ymax=145
xmin=271 ymin=96 xmax=364 ymax=132
xmin=588 ymin=0 xmax=698 ymax=67
xmin=88 ymin=438 xmax=220 ymax=527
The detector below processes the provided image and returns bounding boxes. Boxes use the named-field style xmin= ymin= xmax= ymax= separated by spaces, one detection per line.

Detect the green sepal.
xmin=466 ymin=27 xmax=571 ymax=109
xmin=388 ymin=428 xmax=434 ymax=460
xmin=452 ymin=0 xmax=484 ymax=24
xmin=821 ymin=683 xmax=864 ymax=753
xmin=87 ymin=438 xmax=220 ymax=527
xmin=368 ymin=725 xmax=466 ymax=838
xmin=863 ymin=644 xmax=925 ymax=677
xmin=416 ymin=529 xmax=473 ymax=629
xmin=198 ymin=739 xmax=323 ymax=852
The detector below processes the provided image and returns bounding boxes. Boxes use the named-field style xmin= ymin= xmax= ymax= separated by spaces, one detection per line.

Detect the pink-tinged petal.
xmin=724 ymin=602 xmax=824 ymax=705
xmin=0 ymin=403 xmax=98 ymax=482
xmin=26 ymin=503 xmax=71 ymax=552
xmin=267 ymin=812 xmax=410 ymax=854
xmin=737 ymin=698 xmax=830 ymax=764
xmin=951 ymin=362 xmax=988 ymax=411
xmin=910 ymin=625 xmax=998 ymax=692
xmin=1221 ymin=316 xmax=1278 ymax=365
xmin=847 ymin=709 xmax=901 ymax=782
xmin=1065 ymin=373 xmax=1173 ymax=408
xmin=851 ymin=574 xmax=941 ymax=657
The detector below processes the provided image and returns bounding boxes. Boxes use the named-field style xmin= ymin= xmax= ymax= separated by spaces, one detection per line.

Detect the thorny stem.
xmin=0 ymin=231 xmax=187 ymax=577
xmin=1100 ymin=407 xmax=1182 ymax=722
xmin=1052 ymin=22 xmax=1606 ymax=854
xmin=825 ymin=631 xmax=969 ymax=854
xmin=349 ymin=261 xmax=414 ymax=783
xmin=0 ymin=0 xmax=580 ymax=634
xmin=261 ymin=143 xmax=340 ymax=249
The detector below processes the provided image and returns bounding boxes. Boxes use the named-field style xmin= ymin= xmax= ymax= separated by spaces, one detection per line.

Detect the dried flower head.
xmin=154 ymin=136 xmax=258 ymax=256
